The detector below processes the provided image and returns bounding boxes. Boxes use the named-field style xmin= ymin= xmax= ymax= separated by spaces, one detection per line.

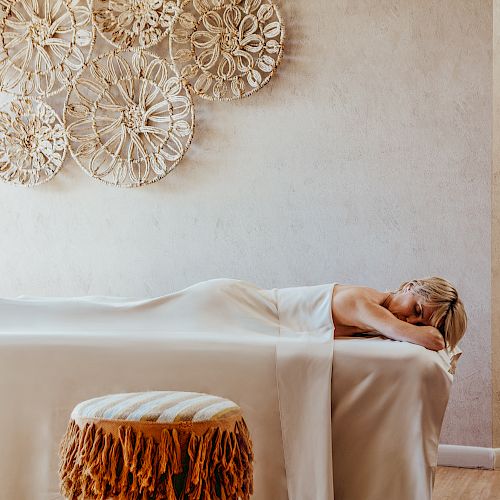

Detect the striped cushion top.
xmin=71 ymin=391 xmax=241 ymax=424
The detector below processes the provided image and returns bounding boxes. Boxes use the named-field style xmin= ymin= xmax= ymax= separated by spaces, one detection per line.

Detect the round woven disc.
xmin=0 ymin=97 xmax=67 ymax=186
xmin=0 ymin=0 xmax=95 ymax=97
xmin=64 ymin=48 xmax=195 ymax=187
xmin=169 ymin=0 xmax=285 ymax=101
xmin=92 ymin=0 xmax=182 ymax=49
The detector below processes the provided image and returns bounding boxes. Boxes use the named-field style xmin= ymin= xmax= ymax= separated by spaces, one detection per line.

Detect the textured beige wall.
xmin=493 ymin=0 xmax=500 ymax=451
xmin=0 ymin=1 xmax=492 ymax=446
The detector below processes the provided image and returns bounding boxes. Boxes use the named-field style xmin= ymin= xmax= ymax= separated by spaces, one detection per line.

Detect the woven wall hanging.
xmin=0 ymin=97 xmax=67 ymax=186
xmin=64 ymin=48 xmax=194 ymax=187
xmin=92 ymin=0 xmax=181 ymax=49
xmin=170 ymin=0 xmax=284 ymax=100
xmin=0 ymin=0 xmax=285 ymax=187
xmin=0 ymin=0 xmax=95 ymax=97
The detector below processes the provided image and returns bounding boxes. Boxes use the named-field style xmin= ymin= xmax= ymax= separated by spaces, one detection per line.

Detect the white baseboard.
xmin=437 ymin=445 xmax=500 ymax=470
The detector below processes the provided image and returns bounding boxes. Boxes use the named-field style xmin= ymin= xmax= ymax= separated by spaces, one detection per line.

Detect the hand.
xmin=411 ymin=326 xmax=445 ymax=351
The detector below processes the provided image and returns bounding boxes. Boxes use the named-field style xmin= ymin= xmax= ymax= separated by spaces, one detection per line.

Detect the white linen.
xmin=0 ymin=279 xmax=335 ymax=500
xmin=0 ymin=278 xmax=460 ymax=500
xmin=332 ymin=336 xmax=459 ymax=500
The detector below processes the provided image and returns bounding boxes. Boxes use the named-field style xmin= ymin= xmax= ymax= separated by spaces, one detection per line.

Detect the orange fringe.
xmin=59 ymin=418 xmax=253 ymax=500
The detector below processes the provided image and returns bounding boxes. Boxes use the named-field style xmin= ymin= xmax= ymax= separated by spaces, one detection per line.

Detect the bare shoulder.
xmin=333 ymin=284 xmax=386 ymax=306
xmin=332 ymin=284 xmax=389 ymax=335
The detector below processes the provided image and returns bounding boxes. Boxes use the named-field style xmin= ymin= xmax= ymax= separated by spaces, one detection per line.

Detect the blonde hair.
xmin=396 ymin=277 xmax=467 ymax=351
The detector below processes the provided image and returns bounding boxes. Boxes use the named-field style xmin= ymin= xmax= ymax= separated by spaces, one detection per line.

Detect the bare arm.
xmin=355 ymin=300 xmax=445 ymax=351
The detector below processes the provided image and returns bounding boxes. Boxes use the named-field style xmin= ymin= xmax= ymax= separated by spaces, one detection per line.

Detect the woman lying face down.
xmin=331 ymin=277 xmax=467 ymax=352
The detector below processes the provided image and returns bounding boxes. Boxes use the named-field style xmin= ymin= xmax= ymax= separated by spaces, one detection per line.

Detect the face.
xmin=387 ymin=290 xmax=435 ymax=326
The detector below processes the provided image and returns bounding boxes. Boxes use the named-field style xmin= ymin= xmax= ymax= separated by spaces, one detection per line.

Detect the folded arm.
xmin=355 ymin=300 xmax=445 ymax=351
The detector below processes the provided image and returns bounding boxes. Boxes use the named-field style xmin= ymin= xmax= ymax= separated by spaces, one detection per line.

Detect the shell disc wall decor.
xmin=0 ymin=0 xmax=95 ymax=97
xmin=169 ymin=0 xmax=284 ymax=101
xmin=91 ymin=0 xmax=182 ymax=49
xmin=0 ymin=0 xmax=285 ymax=188
xmin=0 ymin=97 xmax=67 ymax=186
xmin=64 ymin=48 xmax=194 ymax=187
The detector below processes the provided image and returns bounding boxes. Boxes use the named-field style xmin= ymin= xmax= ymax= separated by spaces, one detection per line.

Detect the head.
xmin=387 ymin=277 xmax=467 ymax=351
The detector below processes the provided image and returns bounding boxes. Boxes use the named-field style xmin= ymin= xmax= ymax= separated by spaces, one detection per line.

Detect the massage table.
xmin=332 ymin=336 xmax=458 ymax=499
xmin=0 ymin=279 xmax=460 ymax=499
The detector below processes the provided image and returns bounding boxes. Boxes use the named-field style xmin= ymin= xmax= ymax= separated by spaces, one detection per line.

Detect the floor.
xmin=433 ymin=466 xmax=500 ymax=499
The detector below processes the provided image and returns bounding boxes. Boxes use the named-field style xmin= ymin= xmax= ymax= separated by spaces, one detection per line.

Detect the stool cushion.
xmin=71 ymin=391 xmax=241 ymax=423
xmin=59 ymin=391 xmax=253 ymax=500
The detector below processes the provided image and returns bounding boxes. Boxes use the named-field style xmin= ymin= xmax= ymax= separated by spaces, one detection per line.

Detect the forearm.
xmin=355 ymin=301 xmax=445 ymax=351
xmin=356 ymin=301 xmax=422 ymax=343
xmin=377 ymin=322 xmax=421 ymax=343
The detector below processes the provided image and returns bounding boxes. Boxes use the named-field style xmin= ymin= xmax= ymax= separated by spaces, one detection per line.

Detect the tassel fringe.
xmin=59 ymin=418 xmax=253 ymax=500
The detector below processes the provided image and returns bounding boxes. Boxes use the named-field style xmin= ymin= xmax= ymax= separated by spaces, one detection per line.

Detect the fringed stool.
xmin=59 ymin=391 xmax=254 ymax=500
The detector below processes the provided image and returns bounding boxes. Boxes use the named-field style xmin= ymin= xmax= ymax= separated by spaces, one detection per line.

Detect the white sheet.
xmin=0 ymin=278 xmax=461 ymax=500
xmin=0 ymin=279 xmax=335 ymax=500
xmin=332 ymin=336 xmax=458 ymax=500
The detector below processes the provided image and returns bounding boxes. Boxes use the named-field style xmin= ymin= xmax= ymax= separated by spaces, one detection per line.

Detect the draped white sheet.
xmin=0 ymin=278 xmax=461 ymax=500
xmin=332 ymin=336 xmax=460 ymax=500
xmin=0 ymin=279 xmax=335 ymax=500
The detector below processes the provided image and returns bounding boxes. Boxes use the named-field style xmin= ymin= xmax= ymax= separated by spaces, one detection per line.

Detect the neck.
xmin=381 ymin=292 xmax=393 ymax=309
